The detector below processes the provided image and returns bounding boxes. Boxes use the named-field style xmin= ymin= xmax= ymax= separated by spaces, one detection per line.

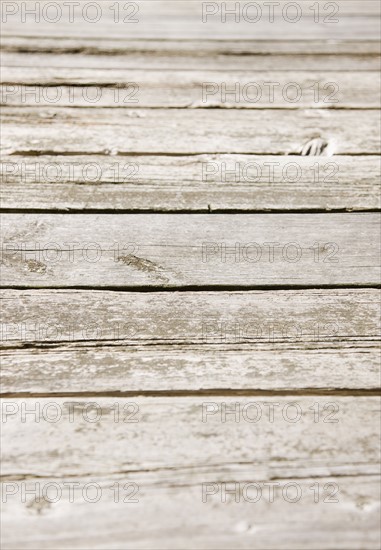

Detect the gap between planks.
xmin=2 ymin=389 xmax=380 ymax=398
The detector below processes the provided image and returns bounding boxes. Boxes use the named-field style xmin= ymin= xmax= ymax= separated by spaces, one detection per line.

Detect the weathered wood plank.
xmin=2 ymin=39 xmax=380 ymax=71
xmin=3 ymin=288 xmax=376 ymax=345
xmin=2 ymin=345 xmax=379 ymax=393
xmin=1 ymin=214 xmax=380 ymax=287
xmin=2 ymin=71 xmax=379 ymax=108
xmin=1 ymin=397 xmax=379 ymax=477
xmin=1 ymin=289 xmax=379 ymax=392
xmin=1 ymin=155 xmax=380 ymax=212
xmin=1 ymin=395 xmax=379 ymax=550
xmin=2 ymin=0 xmax=379 ymax=40
xmin=1 ymin=474 xmax=380 ymax=549
xmin=1 ymin=4 xmax=379 ymax=549
xmin=1 ymin=108 xmax=379 ymax=155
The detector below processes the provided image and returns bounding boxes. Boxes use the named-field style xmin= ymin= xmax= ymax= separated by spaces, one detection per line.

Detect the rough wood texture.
xmin=1 ymin=289 xmax=379 ymax=392
xmin=3 ymin=38 xmax=380 ymax=56
xmin=1 ymin=396 xmax=380 ymax=549
xmin=2 ymin=108 xmax=379 ymax=156
xmin=1 ymin=1 xmax=380 ymax=548
xmin=2 ymin=71 xmax=379 ymax=108
xmin=1 ymin=155 xmax=379 ymax=212
xmin=3 ymin=43 xmax=380 ymax=72
xmin=1 ymin=397 xmax=379 ymax=477
xmin=1 ymin=474 xmax=380 ymax=550
xmin=1 ymin=288 xmax=378 ymax=345
xmin=2 ymin=345 xmax=379 ymax=394
xmin=1 ymin=213 xmax=380 ymax=287
xmin=2 ymin=1 xmax=380 ymax=40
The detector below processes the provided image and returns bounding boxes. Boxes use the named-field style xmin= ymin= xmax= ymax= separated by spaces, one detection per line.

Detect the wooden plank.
xmin=3 ymin=0 xmax=379 ymax=21
xmin=1 ymin=474 xmax=380 ymax=550
xmin=2 ymin=39 xmax=380 ymax=71
xmin=1 ymin=345 xmax=379 ymax=394
xmin=1 ymin=214 xmax=380 ymax=287
xmin=2 ymin=1 xmax=380 ymax=40
xmin=1 ymin=5 xmax=379 ymax=549
xmin=1 ymin=394 xmax=379 ymax=550
xmin=1 ymin=108 xmax=380 ymax=155
xmin=1 ymin=155 xmax=380 ymax=212
xmin=3 ymin=288 xmax=376 ymax=346
xmin=1 ymin=71 xmax=379 ymax=108
xmin=1 ymin=289 xmax=379 ymax=392
xmin=1 ymin=397 xmax=379 ymax=477
xmin=3 ymin=51 xmax=378 ymax=72
xmin=4 ymin=394 xmax=376 ymax=549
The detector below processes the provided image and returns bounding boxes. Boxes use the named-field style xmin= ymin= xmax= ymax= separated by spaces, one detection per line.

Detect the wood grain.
xmin=2 ymin=108 xmax=380 ymax=156
xmin=1 ymin=214 xmax=379 ymax=287
xmin=1 ymin=2 xmax=380 ymax=547
xmin=2 ymin=344 xmax=379 ymax=394
xmin=1 ymin=397 xmax=379 ymax=477
xmin=3 ymin=38 xmax=380 ymax=56
xmin=1 ymin=289 xmax=379 ymax=392
xmin=2 ymin=40 xmax=380 ymax=71
xmin=3 ymin=288 xmax=376 ymax=345
xmin=1 ymin=155 xmax=379 ymax=212
xmin=2 ymin=71 xmax=379 ymax=108
xmin=1 ymin=395 xmax=380 ymax=549
xmin=1 ymin=474 xmax=380 ymax=549
xmin=2 ymin=1 xmax=380 ymax=40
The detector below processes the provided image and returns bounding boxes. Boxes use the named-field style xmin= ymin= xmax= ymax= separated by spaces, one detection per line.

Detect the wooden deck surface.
xmin=1 ymin=1 xmax=380 ymax=549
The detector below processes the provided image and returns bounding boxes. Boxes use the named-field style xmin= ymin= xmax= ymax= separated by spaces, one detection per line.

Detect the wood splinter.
xmin=298 ymin=137 xmax=329 ymax=156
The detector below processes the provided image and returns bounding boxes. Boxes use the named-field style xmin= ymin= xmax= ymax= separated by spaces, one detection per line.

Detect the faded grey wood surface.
xmin=1 ymin=289 xmax=379 ymax=392
xmin=1 ymin=475 xmax=379 ymax=550
xmin=3 ymin=38 xmax=380 ymax=56
xmin=1 ymin=213 xmax=380 ymax=287
xmin=3 ymin=344 xmax=380 ymax=394
xmin=2 ymin=397 xmax=379 ymax=477
xmin=3 ymin=41 xmax=380 ymax=71
xmin=1 ymin=2 xmax=380 ymax=548
xmin=1 ymin=154 xmax=380 ymax=211
xmin=2 ymin=71 xmax=380 ymax=108
xmin=2 ymin=1 xmax=380 ymax=40
xmin=2 ymin=108 xmax=380 ymax=156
